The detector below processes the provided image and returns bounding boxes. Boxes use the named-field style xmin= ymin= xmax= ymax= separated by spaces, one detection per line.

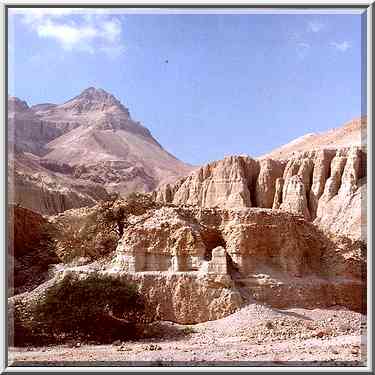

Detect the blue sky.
xmin=8 ymin=9 xmax=365 ymax=165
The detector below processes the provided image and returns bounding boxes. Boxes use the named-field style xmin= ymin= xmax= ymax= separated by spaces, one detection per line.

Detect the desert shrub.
xmin=55 ymin=193 xmax=159 ymax=263
xmin=12 ymin=272 xmax=154 ymax=345
xmin=54 ymin=208 xmax=120 ymax=263
xmin=181 ymin=326 xmax=197 ymax=335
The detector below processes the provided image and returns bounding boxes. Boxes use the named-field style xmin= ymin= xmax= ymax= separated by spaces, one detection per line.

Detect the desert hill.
xmin=261 ymin=117 xmax=366 ymax=160
xmin=8 ymin=88 xmax=193 ymax=214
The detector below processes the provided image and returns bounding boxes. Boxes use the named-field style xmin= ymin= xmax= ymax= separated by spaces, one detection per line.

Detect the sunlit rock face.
xmin=109 ymin=204 xmax=365 ymax=316
xmin=155 ymin=145 xmax=366 ymax=243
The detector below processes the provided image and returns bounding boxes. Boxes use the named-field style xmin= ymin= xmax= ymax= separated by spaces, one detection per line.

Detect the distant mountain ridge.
xmin=8 ymin=87 xmax=193 ymax=214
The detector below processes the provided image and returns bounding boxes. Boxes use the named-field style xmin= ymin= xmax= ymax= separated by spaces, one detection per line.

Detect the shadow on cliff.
xmin=224 ymin=220 xmax=367 ymax=315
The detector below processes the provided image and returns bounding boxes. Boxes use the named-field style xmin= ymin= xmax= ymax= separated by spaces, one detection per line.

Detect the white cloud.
xmin=307 ymin=21 xmax=324 ymax=33
xmin=15 ymin=8 xmax=124 ymax=57
xmin=298 ymin=42 xmax=310 ymax=48
xmin=296 ymin=41 xmax=310 ymax=60
xmin=330 ymin=41 xmax=351 ymax=52
xmin=19 ymin=8 xmax=77 ymax=23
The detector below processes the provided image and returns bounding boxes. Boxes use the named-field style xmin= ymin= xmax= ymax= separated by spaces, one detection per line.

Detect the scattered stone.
xmin=145 ymin=344 xmax=162 ymax=351
xmin=118 ymin=345 xmax=132 ymax=352
xmin=315 ymin=331 xmax=325 ymax=338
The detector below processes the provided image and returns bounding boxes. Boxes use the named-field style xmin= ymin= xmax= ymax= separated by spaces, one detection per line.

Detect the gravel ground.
xmin=8 ymin=304 xmax=367 ymax=367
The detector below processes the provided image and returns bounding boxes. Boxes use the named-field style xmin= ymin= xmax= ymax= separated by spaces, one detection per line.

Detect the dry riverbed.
xmin=9 ymin=304 xmax=367 ymax=367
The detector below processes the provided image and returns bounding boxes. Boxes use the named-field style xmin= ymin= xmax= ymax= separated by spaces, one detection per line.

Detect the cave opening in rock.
xmin=201 ymin=229 xmax=226 ymax=261
xmin=226 ymin=252 xmax=241 ymax=279
xmin=248 ymin=177 xmax=258 ymax=208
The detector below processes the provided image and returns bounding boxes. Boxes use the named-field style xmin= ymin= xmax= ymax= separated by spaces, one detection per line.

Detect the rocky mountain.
xmin=8 ymin=88 xmax=193 ymax=214
xmin=8 ymin=97 xmax=64 ymax=156
xmin=154 ymin=117 xmax=367 ymax=242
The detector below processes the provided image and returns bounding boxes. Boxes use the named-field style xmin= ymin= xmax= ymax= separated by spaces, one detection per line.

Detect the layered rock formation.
xmin=154 ymin=118 xmax=366 ymax=242
xmin=112 ymin=272 xmax=242 ymax=324
xmin=9 ymin=152 xmax=111 ymax=215
xmin=169 ymin=156 xmax=259 ymax=209
xmin=8 ymin=88 xmax=192 ymax=214
xmin=10 ymin=201 xmax=365 ymax=326
xmin=8 ymin=97 xmax=64 ymax=156
xmin=255 ymin=159 xmax=285 ymax=208
xmin=108 ymin=204 xmax=365 ymax=317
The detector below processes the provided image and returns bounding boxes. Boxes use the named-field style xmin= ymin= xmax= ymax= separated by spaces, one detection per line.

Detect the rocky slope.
xmin=8 ymin=97 xmax=64 ymax=156
xmin=154 ymin=118 xmax=367 ymax=242
xmin=10 ymin=197 xmax=365 ymax=332
xmin=8 ymin=205 xmax=59 ymax=296
xmin=9 ymin=152 xmax=111 ymax=215
xmin=261 ymin=117 xmax=366 ymax=160
xmin=8 ymin=88 xmax=192 ymax=214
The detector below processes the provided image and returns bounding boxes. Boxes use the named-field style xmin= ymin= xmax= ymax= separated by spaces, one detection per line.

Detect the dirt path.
xmin=8 ymin=304 xmax=367 ymax=367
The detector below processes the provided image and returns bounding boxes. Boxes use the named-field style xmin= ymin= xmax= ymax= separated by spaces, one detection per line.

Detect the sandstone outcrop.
xmin=110 ymin=204 xmax=365 ymax=315
xmin=279 ymin=175 xmax=310 ymax=220
xmin=8 ymin=99 xmax=367 ymax=332
xmin=308 ymin=150 xmax=336 ymax=219
xmin=155 ymin=144 xmax=366 ymax=242
xmin=9 ymin=196 xmax=366 ymax=327
xmin=170 ymin=156 xmax=259 ymax=209
xmin=254 ymin=159 xmax=284 ymax=208
xmin=113 ymin=272 xmax=242 ymax=324
xmin=272 ymin=177 xmax=284 ymax=209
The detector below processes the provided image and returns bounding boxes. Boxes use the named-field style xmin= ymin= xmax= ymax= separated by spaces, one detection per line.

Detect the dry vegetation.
xmin=52 ymin=192 xmax=160 ymax=263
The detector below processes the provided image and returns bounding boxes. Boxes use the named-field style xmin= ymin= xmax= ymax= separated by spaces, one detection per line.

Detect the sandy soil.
xmin=8 ymin=303 xmax=367 ymax=368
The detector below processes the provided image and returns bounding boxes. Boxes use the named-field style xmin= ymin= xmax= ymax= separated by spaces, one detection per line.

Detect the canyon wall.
xmin=110 ymin=205 xmax=365 ymax=318
xmin=10 ymin=197 xmax=365 ymax=326
xmin=154 ymin=146 xmax=366 ymax=242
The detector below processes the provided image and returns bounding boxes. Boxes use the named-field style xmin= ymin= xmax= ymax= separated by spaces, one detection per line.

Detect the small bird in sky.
xmin=165 ymin=60 xmax=169 ymax=64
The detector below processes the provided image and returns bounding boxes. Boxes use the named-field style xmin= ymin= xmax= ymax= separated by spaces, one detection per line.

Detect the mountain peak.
xmin=76 ymin=87 xmax=119 ymax=104
xmin=61 ymin=87 xmax=129 ymax=115
xmin=80 ymin=86 xmax=110 ymax=97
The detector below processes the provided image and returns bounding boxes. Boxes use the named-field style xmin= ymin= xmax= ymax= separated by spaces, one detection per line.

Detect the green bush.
xmin=13 ymin=272 xmax=153 ymax=345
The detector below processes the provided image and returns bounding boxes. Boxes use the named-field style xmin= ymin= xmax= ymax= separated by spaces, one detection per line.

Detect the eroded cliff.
xmin=154 ymin=146 xmax=366 ymax=242
xmin=10 ymin=198 xmax=366 ymax=326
